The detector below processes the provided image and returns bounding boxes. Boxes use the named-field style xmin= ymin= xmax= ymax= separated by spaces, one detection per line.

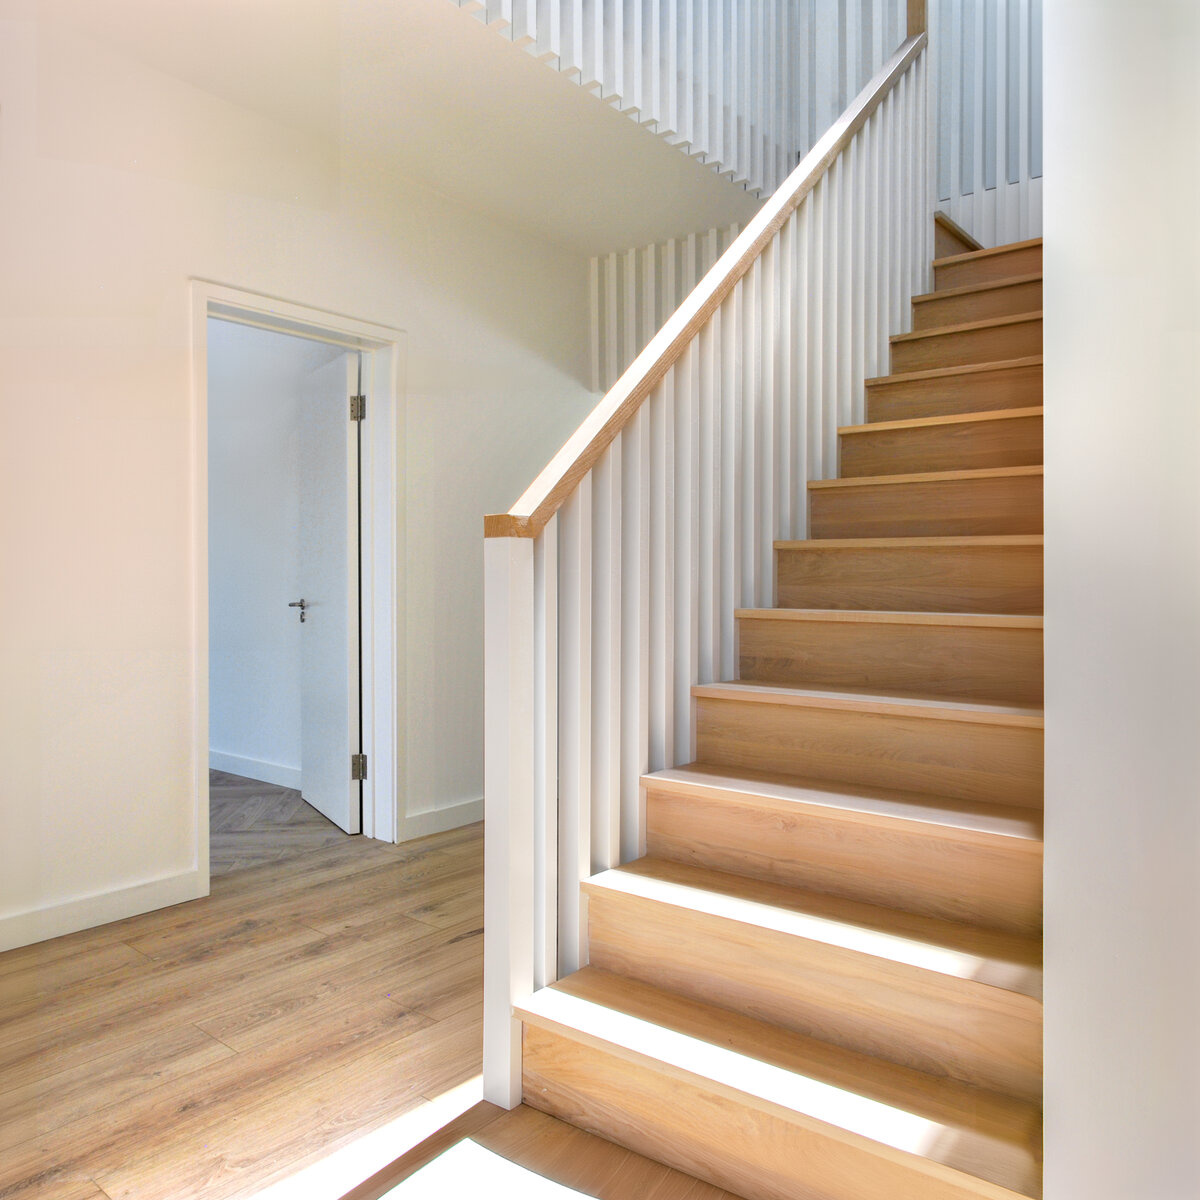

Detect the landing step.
xmin=808 ymin=466 xmax=1043 ymax=539
xmin=519 ymin=968 xmax=1042 ymax=1199
xmin=866 ymin=356 xmax=1043 ymax=422
xmin=645 ymin=763 xmax=1043 ymax=932
xmin=890 ymin=313 xmax=1042 ymax=373
xmin=774 ymin=534 xmax=1043 ymax=615
xmin=583 ymin=859 xmax=1041 ymax=1095
xmin=692 ymin=681 xmax=1043 ymax=807
xmin=838 ymin=407 xmax=1043 ymax=477
xmin=736 ymin=607 xmax=1043 ymax=704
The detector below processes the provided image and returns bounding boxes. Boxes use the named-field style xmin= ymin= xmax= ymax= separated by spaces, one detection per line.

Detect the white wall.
xmin=1044 ymin=2 xmax=1200 ymax=1196
xmin=0 ymin=13 xmax=594 ymax=950
xmin=208 ymin=320 xmax=342 ymax=790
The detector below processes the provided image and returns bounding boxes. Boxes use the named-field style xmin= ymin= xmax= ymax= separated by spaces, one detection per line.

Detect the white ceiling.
xmin=46 ymin=0 xmax=761 ymax=256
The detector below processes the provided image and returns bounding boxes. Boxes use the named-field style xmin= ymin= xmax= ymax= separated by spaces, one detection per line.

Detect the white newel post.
xmin=483 ymin=535 xmax=536 ymax=1108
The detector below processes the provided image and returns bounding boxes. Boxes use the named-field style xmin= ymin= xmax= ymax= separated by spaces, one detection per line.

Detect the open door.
xmin=298 ymin=351 xmax=361 ymax=834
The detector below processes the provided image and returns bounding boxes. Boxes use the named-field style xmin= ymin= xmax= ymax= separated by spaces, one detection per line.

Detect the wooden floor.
xmin=0 ymin=787 xmax=484 ymax=1200
xmin=209 ymin=770 xmax=352 ymax=876
xmin=348 ymin=1104 xmax=748 ymax=1200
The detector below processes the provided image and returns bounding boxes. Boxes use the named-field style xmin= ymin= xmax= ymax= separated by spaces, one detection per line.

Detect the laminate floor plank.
xmin=0 ymin=775 xmax=484 ymax=1200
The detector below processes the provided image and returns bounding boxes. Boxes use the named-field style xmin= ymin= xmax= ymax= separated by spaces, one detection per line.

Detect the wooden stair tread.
xmin=890 ymin=312 xmax=1042 ymax=345
xmin=866 ymin=355 xmax=1042 ymax=388
xmin=912 ymin=273 xmax=1042 ymax=305
xmin=736 ymin=607 xmax=1042 ymax=629
xmin=775 ymin=533 xmax=1043 ymax=550
xmin=809 ymin=465 xmax=1042 ymax=490
xmin=692 ymin=680 xmax=1044 ymax=727
xmin=838 ymin=406 xmax=1043 ymax=436
xmin=646 ymin=764 xmax=1043 ymax=844
xmin=932 ymin=238 xmax=1043 ymax=269
xmin=527 ymin=966 xmax=1042 ymax=1197
xmin=587 ymin=859 xmax=1042 ymax=998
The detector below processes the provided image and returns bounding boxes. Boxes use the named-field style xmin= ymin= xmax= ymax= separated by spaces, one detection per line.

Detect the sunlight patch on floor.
xmin=382 ymin=1137 xmax=592 ymax=1198
xmin=249 ymin=1076 xmax=484 ymax=1200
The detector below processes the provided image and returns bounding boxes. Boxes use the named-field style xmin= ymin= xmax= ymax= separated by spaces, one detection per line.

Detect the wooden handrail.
xmin=485 ymin=31 xmax=928 ymax=540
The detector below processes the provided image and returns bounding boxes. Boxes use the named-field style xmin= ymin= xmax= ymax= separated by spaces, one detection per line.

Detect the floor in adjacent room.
xmin=0 ymin=774 xmax=483 ymax=1200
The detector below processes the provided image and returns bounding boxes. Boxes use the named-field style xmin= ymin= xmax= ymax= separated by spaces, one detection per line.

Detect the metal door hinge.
xmin=350 ymin=394 xmax=366 ymax=422
xmin=351 ymin=753 xmax=368 ymax=781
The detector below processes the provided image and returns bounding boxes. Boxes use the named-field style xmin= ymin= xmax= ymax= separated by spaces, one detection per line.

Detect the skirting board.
xmin=0 ymin=868 xmax=207 ymax=954
xmin=209 ymin=749 xmax=302 ymax=790
xmin=398 ymin=796 xmax=484 ymax=843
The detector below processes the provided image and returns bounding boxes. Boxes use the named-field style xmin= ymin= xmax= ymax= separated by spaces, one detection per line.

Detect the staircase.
xmin=513 ymin=233 xmax=1044 ymax=1199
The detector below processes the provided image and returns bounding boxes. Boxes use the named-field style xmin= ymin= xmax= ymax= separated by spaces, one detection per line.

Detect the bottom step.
xmin=519 ymin=968 xmax=1041 ymax=1200
xmin=374 ymin=1105 xmax=744 ymax=1199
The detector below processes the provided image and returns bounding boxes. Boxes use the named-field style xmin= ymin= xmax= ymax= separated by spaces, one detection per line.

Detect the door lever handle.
xmin=288 ymin=599 xmax=307 ymax=623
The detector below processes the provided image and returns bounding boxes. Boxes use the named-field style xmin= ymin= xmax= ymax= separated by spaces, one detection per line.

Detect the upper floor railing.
xmin=482 ymin=6 xmax=932 ymax=1105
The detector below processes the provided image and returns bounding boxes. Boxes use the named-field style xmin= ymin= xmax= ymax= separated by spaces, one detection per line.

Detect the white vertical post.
xmin=533 ymin=521 xmax=558 ymax=992
xmin=483 ymin=536 xmax=536 ymax=1109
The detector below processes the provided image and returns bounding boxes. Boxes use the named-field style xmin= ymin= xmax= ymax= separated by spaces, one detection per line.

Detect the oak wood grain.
xmin=693 ymin=684 xmax=1044 ymax=808
xmin=808 ymin=467 xmax=1043 ymax=539
xmin=934 ymin=240 xmax=1043 ymax=290
xmin=645 ymin=764 xmax=1043 ymax=933
xmin=866 ymin=357 xmax=1043 ymax=422
xmin=0 ymin=810 xmax=484 ymax=1200
xmin=584 ymin=861 xmax=1042 ymax=1100
xmin=775 ymin=535 xmax=1044 ymax=614
xmin=912 ymin=275 xmax=1041 ymax=330
xmin=890 ymin=314 xmax=1042 ymax=373
xmin=737 ymin=607 xmax=1044 ymax=703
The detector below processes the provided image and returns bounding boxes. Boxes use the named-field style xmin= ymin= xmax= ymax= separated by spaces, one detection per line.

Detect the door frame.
xmin=189 ymin=280 xmax=406 ymax=883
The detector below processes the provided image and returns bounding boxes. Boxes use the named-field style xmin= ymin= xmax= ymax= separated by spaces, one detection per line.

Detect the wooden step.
xmin=808 ymin=467 xmax=1043 ymax=539
xmin=737 ymin=608 xmax=1043 ymax=704
xmin=693 ymin=682 xmax=1043 ymax=808
xmin=839 ymin=408 xmax=1043 ymax=478
xmin=580 ymin=861 xmax=1043 ymax=1100
xmin=934 ymin=211 xmax=984 ymax=259
xmin=775 ymin=535 xmax=1043 ymax=614
xmin=520 ymin=969 xmax=1042 ymax=1200
xmin=644 ymin=764 xmax=1043 ymax=933
xmin=912 ymin=275 xmax=1042 ymax=331
xmin=934 ymin=239 xmax=1043 ymax=290
xmin=890 ymin=314 xmax=1042 ymax=373
xmin=866 ymin=357 xmax=1043 ymax=423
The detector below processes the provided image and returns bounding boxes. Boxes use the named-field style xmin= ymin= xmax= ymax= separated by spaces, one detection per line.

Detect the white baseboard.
xmin=209 ymin=750 xmax=301 ymax=790
xmin=0 ymin=868 xmax=207 ymax=954
xmin=398 ymin=796 xmax=484 ymax=843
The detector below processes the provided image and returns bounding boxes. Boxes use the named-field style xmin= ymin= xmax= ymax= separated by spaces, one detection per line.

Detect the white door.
xmin=298 ymin=351 xmax=361 ymax=834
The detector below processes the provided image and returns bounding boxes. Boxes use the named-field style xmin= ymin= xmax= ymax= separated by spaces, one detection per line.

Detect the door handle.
xmin=289 ymin=599 xmax=307 ymax=623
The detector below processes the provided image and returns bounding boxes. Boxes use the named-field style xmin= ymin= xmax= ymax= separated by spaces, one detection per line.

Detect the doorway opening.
xmin=190 ymin=282 xmax=404 ymax=885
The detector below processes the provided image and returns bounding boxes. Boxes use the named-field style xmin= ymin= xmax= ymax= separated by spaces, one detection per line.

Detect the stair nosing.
xmin=865 ymin=354 xmax=1043 ymax=387
xmin=838 ymin=406 xmax=1044 ymax=436
xmin=775 ymin=533 xmax=1044 ymax=549
xmin=912 ymin=272 xmax=1042 ymax=304
xmin=808 ymin=464 xmax=1043 ymax=490
xmin=932 ymin=237 xmax=1043 ymax=268
xmin=735 ymin=607 xmax=1043 ymax=628
xmin=890 ymin=311 xmax=1043 ymax=344
xmin=691 ymin=680 xmax=1044 ymax=727
xmin=583 ymin=862 xmax=1042 ymax=994
xmin=644 ymin=764 xmax=1044 ymax=844
xmin=517 ymin=980 xmax=1039 ymax=1199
